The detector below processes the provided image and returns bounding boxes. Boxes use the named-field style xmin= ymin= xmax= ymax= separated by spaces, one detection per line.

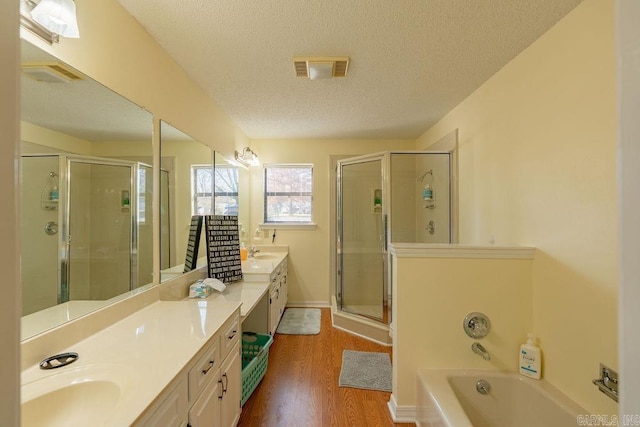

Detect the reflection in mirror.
xmin=159 ymin=121 xmax=214 ymax=282
xmin=20 ymin=39 xmax=153 ymax=340
xmin=214 ymin=152 xmax=249 ymax=243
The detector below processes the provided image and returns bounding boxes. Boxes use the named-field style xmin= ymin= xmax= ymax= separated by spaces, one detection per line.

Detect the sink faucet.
xmin=248 ymin=246 xmax=260 ymax=258
xmin=472 ymin=342 xmax=491 ymax=361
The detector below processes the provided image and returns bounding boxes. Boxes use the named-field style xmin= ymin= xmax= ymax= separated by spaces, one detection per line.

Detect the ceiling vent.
xmin=21 ymin=62 xmax=83 ymax=83
xmin=293 ymin=56 xmax=350 ymax=80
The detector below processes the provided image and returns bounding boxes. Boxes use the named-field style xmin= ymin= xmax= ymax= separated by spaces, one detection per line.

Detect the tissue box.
xmin=189 ymin=280 xmax=212 ymax=298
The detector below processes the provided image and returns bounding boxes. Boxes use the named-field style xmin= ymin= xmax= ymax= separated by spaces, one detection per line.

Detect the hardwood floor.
xmin=238 ymin=308 xmax=415 ymax=427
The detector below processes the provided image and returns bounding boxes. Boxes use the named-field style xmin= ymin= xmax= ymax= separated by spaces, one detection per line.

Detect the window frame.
xmin=213 ymin=164 xmax=239 ymax=216
xmin=191 ymin=164 xmax=214 ymax=216
xmin=263 ymin=163 xmax=314 ymax=225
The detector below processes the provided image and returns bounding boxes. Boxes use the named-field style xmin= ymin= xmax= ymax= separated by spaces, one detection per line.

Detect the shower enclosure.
xmin=336 ymin=151 xmax=453 ymax=324
xmin=20 ymin=154 xmax=152 ymax=315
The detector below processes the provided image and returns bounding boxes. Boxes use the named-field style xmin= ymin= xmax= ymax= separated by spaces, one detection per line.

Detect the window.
xmin=191 ymin=165 xmax=213 ymax=215
xmin=264 ymin=164 xmax=313 ymax=223
xmin=214 ymin=165 xmax=239 ymax=216
xmin=191 ymin=165 xmax=239 ymax=216
xmin=137 ymin=166 xmax=150 ymax=224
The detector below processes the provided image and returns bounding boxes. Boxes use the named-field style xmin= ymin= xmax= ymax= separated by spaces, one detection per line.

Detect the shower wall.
xmin=390 ymin=153 xmax=451 ymax=244
xmin=21 ymin=156 xmax=60 ymax=315
xmin=69 ymin=162 xmax=132 ymax=301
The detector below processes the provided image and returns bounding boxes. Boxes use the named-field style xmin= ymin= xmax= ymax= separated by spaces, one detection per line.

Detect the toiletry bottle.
xmin=240 ymin=242 xmax=248 ymax=261
xmin=423 ymin=184 xmax=433 ymax=200
xmin=519 ymin=333 xmax=542 ymax=379
xmin=50 ymin=184 xmax=59 ymax=201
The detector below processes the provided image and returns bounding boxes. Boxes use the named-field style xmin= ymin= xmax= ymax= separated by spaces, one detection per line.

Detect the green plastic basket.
xmin=241 ymin=332 xmax=273 ymax=406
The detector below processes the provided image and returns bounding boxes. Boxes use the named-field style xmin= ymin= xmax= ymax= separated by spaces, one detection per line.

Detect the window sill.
xmin=259 ymin=223 xmax=317 ymax=230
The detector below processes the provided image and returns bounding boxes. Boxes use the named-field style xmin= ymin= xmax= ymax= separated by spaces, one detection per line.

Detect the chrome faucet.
xmin=248 ymin=246 xmax=260 ymax=258
xmin=471 ymin=342 xmax=491 ymax=361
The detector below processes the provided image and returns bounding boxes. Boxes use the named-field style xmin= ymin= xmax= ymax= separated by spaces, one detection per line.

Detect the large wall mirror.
xmin=159 ymin=122 xmax=251 ymax=282
xmin=20 ymin=39 xmax=153 ymax=340
xmin=159 ymin=121 xmax=214 ymax=282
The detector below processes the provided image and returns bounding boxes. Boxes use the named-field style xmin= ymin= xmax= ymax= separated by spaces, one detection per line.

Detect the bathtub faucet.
xmin=471 ymin=342 xmax=491 ymax=361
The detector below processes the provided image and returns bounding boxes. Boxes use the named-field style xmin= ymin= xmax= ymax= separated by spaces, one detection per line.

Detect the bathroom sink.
xmin=22 ymin=380 xmax=121 ymax=426
xmin=21 ymin=364 xmax=131 ymax=427
xmin=252 ymin=254 xmax=278 ymax=260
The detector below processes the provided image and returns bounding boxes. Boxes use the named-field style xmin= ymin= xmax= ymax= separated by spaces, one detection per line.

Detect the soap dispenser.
xmin=519 ymin=333 xmax=542 ymax=379
xmin=240 ymin=242 xmax=248 ymax=261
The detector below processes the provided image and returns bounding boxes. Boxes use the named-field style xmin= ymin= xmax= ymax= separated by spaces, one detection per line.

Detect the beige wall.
xmin=21 ymin=122 xmax=92 ymax=155
xmin=392 ymin=253 xmax=533 ymax=408
xmin=417 ymin=0 xmax=616 ymax=415
xmin=619 ymin=0 xmax=640 ymax=414
xmin=1 ymin=0 xmax=20 ymax=423
xmin=248 ymin=139 xmax=414 ymax=305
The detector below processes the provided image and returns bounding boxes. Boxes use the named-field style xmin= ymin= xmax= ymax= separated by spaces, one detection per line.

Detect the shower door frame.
xmin=60 ymin=155 xmax=138 ymax=303
xmin=337 ymin=152 xmax=389 ymax=323
xmin=336 ymin=150 xmax=456 ymax=325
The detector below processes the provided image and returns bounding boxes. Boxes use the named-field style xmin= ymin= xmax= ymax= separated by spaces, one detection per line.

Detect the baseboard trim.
xmin=387 ymin=394 xmax=417 ymax=425
xmin=285 ymin=301 xmax=331 ymax=308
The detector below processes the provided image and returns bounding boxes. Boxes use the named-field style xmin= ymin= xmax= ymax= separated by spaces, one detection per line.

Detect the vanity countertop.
xmin=20 ymin=249 xmax=289 ymax=426
xmin=21 ymin=298 xmax=241 ymax=427
xmin=241 ymin=250 xmax=288 ymax=279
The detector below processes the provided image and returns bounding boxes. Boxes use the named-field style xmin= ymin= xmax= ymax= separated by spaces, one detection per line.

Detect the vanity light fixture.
xmin=231 ymin=147 xmax=260 ymax=169
xmin=29 ymin=0 xmax=80 ymax=39
xmin=20 ymin=0 xmax=58 ymax=43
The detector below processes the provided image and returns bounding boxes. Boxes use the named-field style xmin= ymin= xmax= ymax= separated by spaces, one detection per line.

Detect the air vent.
xmin=22 ymin=62 xmax=83 ymax=83
xmin=293 ymin=56 xmax=350 ymax=79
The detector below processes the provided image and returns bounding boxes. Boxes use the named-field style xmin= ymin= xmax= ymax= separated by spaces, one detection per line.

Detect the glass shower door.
xmin=338 ymin=154 xmax=386 ymax=322
xmin=66 ymin=160 xmax=133 ymax=301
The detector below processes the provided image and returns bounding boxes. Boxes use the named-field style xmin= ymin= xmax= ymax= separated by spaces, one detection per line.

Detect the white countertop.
xmin=21 ymin=299 xmax=241 ymax=427
xmin=206 ymin=281 xmax=270 ymax=318
xmin=241 ymin=251 xmax=288 ymax=280
xmin=20 ymin=249 xmax=288 ymax=426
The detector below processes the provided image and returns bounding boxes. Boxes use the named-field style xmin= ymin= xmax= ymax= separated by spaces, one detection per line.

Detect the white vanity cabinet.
xmin=138 ymin=313 xmax=241 ymax=427
xmin=268 ymin=258 xmax=288 ymax=335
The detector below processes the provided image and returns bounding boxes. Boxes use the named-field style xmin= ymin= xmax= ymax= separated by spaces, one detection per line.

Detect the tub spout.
xmin=472 ymin=342 xmax=491 ymax=361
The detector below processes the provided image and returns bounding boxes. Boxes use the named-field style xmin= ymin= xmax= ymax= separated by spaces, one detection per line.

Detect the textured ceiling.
xmin=21 ymin=40 xmax=153 ymax=142
xmin=117 ymin=0 xmax=582 ymax=140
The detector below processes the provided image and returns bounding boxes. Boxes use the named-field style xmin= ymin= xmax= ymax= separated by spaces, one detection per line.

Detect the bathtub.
xmin=416 ymin=369 xmax=587 ymax=427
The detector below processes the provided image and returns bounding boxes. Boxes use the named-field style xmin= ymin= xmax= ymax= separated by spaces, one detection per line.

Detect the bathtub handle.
xmin=463 ymin=312 xmax=491 ymax=338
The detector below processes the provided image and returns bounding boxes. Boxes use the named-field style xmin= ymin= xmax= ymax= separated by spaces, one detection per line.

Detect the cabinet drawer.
xmin=188 ymin=337 xmax=220 ymax=402
xmin=220 ymin=314 xmax=240 ymax=359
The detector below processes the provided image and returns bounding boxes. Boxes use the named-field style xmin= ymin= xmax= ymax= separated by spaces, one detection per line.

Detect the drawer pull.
xmin=228 ymin=330 xmax=237 ymax=340
xmin=202 ymin=359 xmax=214 ymax=375
xmin=218 ymin=379 xmax=224 ymax=399
xmin=222 ymin=372 xmax=228 ymax=393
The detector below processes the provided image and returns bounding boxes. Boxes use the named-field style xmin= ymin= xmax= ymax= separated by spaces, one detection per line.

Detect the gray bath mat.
xmin=339 ymin=350 xmax=392 ymax=392
xmin=276 ymin=308 xmax=321 ymax=335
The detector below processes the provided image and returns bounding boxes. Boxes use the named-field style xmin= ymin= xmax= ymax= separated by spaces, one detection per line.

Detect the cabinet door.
xmin=140 ymin=378 xmax=188 ymax=427
xmin=269 ymin=287 xmax=280 ymax=335
xmin=279 ymin=272 xmax=288 ymax=316
xmin=188 ymin=373 xmax=222 ymax=427
xmin=220 ymin=343 xmax=242 ymax=427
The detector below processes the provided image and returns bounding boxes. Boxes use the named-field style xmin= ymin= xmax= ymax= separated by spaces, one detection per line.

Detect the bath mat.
xmin=339 ymin=350 xmax=392 ymax=392
xmin=276 ymin=308 xmax=321 ymax=335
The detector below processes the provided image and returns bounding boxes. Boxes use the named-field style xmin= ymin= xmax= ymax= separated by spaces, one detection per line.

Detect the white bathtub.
xmin=416 ymin=369 xmax=587 ymax=427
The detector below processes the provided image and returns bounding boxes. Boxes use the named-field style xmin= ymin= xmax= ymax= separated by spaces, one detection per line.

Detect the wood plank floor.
xmin=238 ymin=308 xmax=415 ymax=427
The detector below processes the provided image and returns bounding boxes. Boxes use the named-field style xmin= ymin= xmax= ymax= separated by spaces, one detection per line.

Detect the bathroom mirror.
xmin=159 ymin=121 xmax=214 ymax=282
xmin=20 ymin=39 xmax=153 ymax=340
xmin=213 ymin=152 xmax=249 ymax=241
